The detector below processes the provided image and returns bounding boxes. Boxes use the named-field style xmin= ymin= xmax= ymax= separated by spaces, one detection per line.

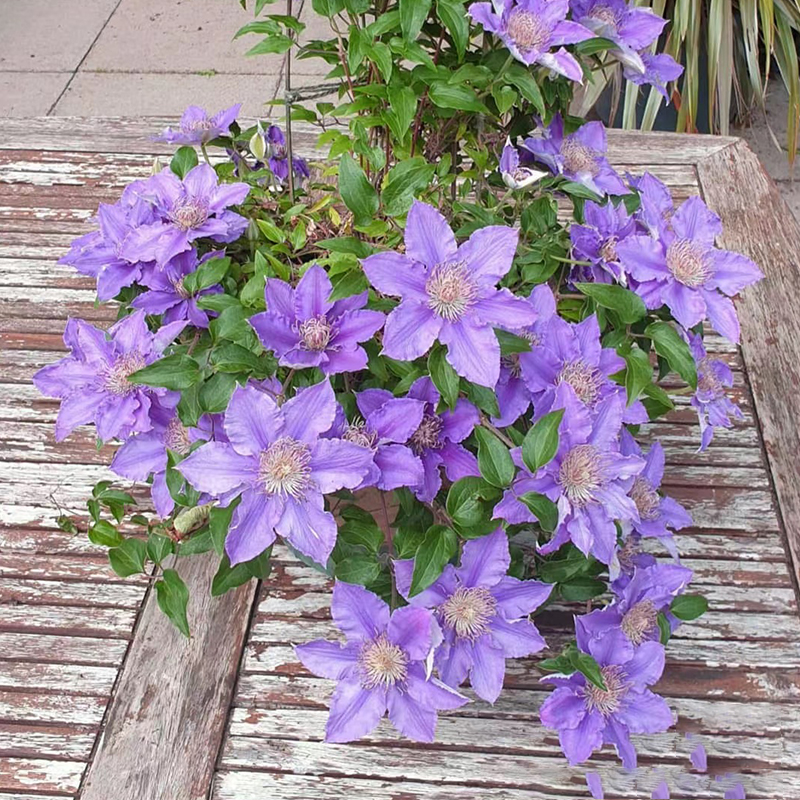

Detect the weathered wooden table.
xmin=1 ymin=118 xmax=799 ymax=800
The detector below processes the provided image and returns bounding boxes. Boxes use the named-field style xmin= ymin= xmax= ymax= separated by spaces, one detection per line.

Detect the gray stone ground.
xmin=0 ymin=0 xmax=795 ymax=217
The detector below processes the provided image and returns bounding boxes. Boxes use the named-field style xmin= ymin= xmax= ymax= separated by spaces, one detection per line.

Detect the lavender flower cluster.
xmin=33 ymin=0 xmax=763 ymax=774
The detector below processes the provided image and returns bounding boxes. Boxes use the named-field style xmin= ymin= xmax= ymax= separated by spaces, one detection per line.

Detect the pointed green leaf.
xmin=155 ymin=569 xmax=191 ymax=637
xmin=521 ymin=408 xmax=564 ymax=473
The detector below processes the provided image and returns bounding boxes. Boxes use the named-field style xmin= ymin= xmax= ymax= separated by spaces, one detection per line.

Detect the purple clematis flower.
xmin=620 ymin=430 xmax=691 ymax=558
xmin=616 ymin=196 xmax=764 ymax=342
xmin=499 ymin=138 xmax=548 ymax=189
xmin=395 ymin=529 xmax=552 ymax=703
xmin=265 ymin=124 xmax=310 ymax=184
xmin=539 ymin=636 xmax=674 ymax=767
xmin=569 ymin=200 xmax=637 ymax=284
xmin=122 ymin=164 xmax=249 ymax=265
xmin=110 ymin=405 xmax=223 ymax=518
xmin=577 ymin=561 xmax=693 ymax=660
xmin=405 ymin=377 xmax=481 ymax=503
xmin=33 ymin=310 xmax=185 ymax=443
xmin=687 ymin=332 xmax=743 ymax=449
xmin=362 ymin=201 xmax=536 ymax=388
xmin=629 ymin=171 xmax=674 ymax=237
xmin=570 ymin=0 xmax=666 ymax=75
xmin=492 ymin=284 xmax=557 ymax=427
xmin=495 ymin=387 xmax=643 ymax=565
xmin=131 ymin=249 xmax=223 ymax=329
xmin=623 ymin=52 xmax=684 ymax=99
xmin=519 ymin=313 xmax=647 ymax=424
xmin=469 ymin=0 xmax=593 ymax=81
xmin=523 ymin=115 xmax=629 ymax=196
xmin=295 ymin=582 xmax=468 ymax=742
xmin=328 ymin=388 xmax=426 ymax=491
xmin=155 ymin=104 xmax=242 ymax=145
xmin=58 ymin=186 xmax=159 ymax=302
xmin=176 ymin=380 xmax=373 ymax=565
xmin=249 ymin=265 xmax=385 ymax=375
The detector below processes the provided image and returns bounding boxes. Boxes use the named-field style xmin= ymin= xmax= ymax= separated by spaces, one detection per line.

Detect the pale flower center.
xmin=560 ymin=138 xmax=600 ymax=176
xmin=621 ymin=599 xmax=658 ymax=646
xmin=258 ymin=436 xmax=312 ymax=498
xmin=502 ymin=352 xmax=523 ymax=378
xmin=441 ymin=586 xmax=497 ymax=639
xmin=617 ymin=535 xmax=641 ymax=573
xmin=170 ymin=199 xmax=209 ymax=231
xmin=343 ymin=420 xmax=379 ymax=450
xmin=558 ymin=359 xmax=602 ymax=406
xmin=426 ymin=261 xmax=478 ymax=321
xmin=103 ymin=352 xmax=146 ymax=396
xmin=173 ymin=276 xmax=191 ymax=299
xmin=697 ymin=357 xmax=722 ymax=395
xmin=298 ymin=315 xmax=333 ymax=352
xmin=507 ymin=10 xmax=550 ymax=52
xmin=410 ymin=413 xmax=444 ymax=453
xmin=583 ymin=665 xmax=630 ymax=715
xmin=588 ymin=4 xmax=620 ymax=30
xmin=359 ymin=634 xmax=408 ymax=689
xmin=600 ymin=236 xmax=619 ymax=262
xmin=630 ymin=476 xmax=660 ymax=519
xmin=184 ymin=118 xmax=214 ymax=132
xmin=558 ymin=444 xmax=603 ymax=506
xmin=666 ymin=239 xmax=710 ymax=288
xmin=164 ymin=416 xmax=192 ymax=454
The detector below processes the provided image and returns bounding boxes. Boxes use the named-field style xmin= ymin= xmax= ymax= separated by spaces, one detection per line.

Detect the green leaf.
xmin=209 ymin=501 xmax=238 ymax=556
xmin=474 ymin=427 xmax=515 ymax=488
xmin=130 ymin=355 xmax=200 ymax=391
xmin=496 ymin=329 xmax=532 ymax=356
xmin=623 ymin=347 xmax=653 ymax=406
xmin=462 ymin=380 xmax=500 ymax=417
xmin=437 ymin=0 xmax=468 ymax=59
xmin=575 ymin=36 xmax=617 ymax=55
xmin=492 ymin=84 xmax=517 ymax=115
xmin=183 ymin=256 xmax=230 ymax=294
xmin=246 ymin=34 xmax=293 ymax=55
xmin=335 ymin=554 xmax=382 ymax=584
xmin=569 ymin=650 xmax=607 ymax=691
xmin=147 ymin=532 xmax=174 ymax=564
xmin=210 ymin=342 xmax=266 ymax=374
xmin=409 ymin=525 xmax=457 ymax=596
xmin=313 ymin=0 xmax=345 ymax=14
xmin=385 ymin=83 xmax=417 ymax=145
xmin=428 ymin=82 xmax=490 ymax=113
xmin=199 ymin=372 xmax=238 ymax=413
xmin=381 ymin=157 xmax=435 ymax=216
xmin=178 ymin=528 xmax=214 ymax=556
xmin=518 ymin=492 xmax=558 ymax=532
xmin=645 ymin=321 xmax=698 ymax=389
xmin=670 ymin=593 xmax=708 ymax=621
xmin=108 ymin=538 xmax=147 ymax=578
xmin=521 ymin=408 xmax=564 ymax=473
xmin=170 ymin=146 xmax=199 ymax=179
xmin=400 ymin=0 xmax=432 ymax=40
xmin=329 ymin=268 xmax=369 ymax=301
xmin=505 ymin=64 xmax=545 ymax=116
xmin=88 ymin=519 xmax=123 ymax=548
xmin=641 ymin=381 xmax=674 ymax=420
xmin=212 ymin=554 xmax=257 ymax=596
xmin=256 ymin=218 xmax=286 ymax=244
xmin=155 ymin=569 xmax=191 ymax=637
xmin=338 ymin=506 xmax=384 ymax=552
xmin=657 ymin=611 xmax=671 ymax=644
xmin=428 ymin=344 xmax=459 ymax=410
xmin=574 ymin=283 xmax=647 ymax=324
xmin=339 ymin=154 xmax=379 ymax=227
xmin=560 ymin=576 xmax=606 ymax=602
xmin=446 ymin=476 xmax=501 ymax=528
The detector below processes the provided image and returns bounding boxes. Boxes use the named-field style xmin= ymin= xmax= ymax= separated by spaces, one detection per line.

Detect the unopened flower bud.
xmin=151 ymin=156 xmax=164 ymax=175
xmin=250 ymin=129 xmax=267 ymax=161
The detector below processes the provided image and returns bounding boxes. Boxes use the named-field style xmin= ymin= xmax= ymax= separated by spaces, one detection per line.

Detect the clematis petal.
xmin=281 ymin=380 xmax=337 ymax=443
xmin=295 ymin=639 xmax=360 ymax=680
xmin=381 ymin=301 xmax=442 ymax=362
xmin=331 ymin=581 xmax=390 ymax=642
xmin=387 ymin=606 xmax=435 ymax=661
xmin=405 ymin=200 xmax=457 ymax=267
xmin=276 ymin=492 xmax=338 ymax=565
xmin=325 ymin=679 xmax=386 ymax=743
xmin=309 ymin=438 xmax=373 ymax=493
xmin=224 ymin=385 xmax=283 ymax=456
xmin=456 ymin=528 xmax=510 ymax=588
xmin=439 ymin=317 xmax=500 ymax=388
xmin=176 ymin=441 xmax=257 ymax=495
xmin=295 ymin=264 xmax=334 ymax=319
xmin=456 ymin=226 xmax=519 ymax=285
xmin=468 ymin=636 xmax=506 ymax=703
xmin=226 ymin=489 xmax=281 ymax=564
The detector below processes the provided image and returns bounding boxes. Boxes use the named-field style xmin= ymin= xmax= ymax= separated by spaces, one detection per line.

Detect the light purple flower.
xmin=630 ymin=171 xmax=674 ymax=237
xmin=585 ymin=772 xmax=604 ymax=799
xmin=519 ymin=313 xmax=647 ymax=424
xmin=155 ymin=104 xmax=242 ymax=146
xmin=569 ymin=200 xmax=637 ymax=284
xmin=623 ymin=52 xmax=684 ymax=99
xmin=329 ymin=388 xmax=426 ymax=491
xmin=620 ymin=430 xmax=691 ymax=558
xmin=570 ymin=0 xmax=666 ymax=74
xmin=687 ymin=333 xmax=743 ymax=449
xmin=122 ymin=164 xmax=249 ymax=265
xmin=405 ymin=377 xmax=480 ymax=503
xmin=249 ymin=265 xmax=384 ymax=375
xmin=110 ymin=406 xmax=222 ymax=517
xmin=131 ymin=249 xmax=223 ymax=329
xmin=176 ymin=380 xmax=373 ymax=565
xmin=539 ymin=637 xmax=673 ymax=767
xmin=616 ymin=196 xmax=764 ymax=342
xmin=690 ymin=741 xmax=708 ymax=772
xmin=469 ymin=0 xmax=593 ymax=81
xmin=395 ymin=529 xmax=552 ymax=702
xmin=57 ymin=186 xmax=158 ymax=301
xmin=495 ymin=387 xmax=643 ymax=565
xmin=577 ymin=561 xmax=693 ymax=660
xmin=523 ymin=115 xmax=629 ymax=196
xmin=266 ymin=124 xmax=310 ymax=184
xmin=33 ymin=310 xmax=186 ymax=443
xmin=492 ymin=284 xmax=557 ymax=427
xmin=295 ymin=582 xmax=468 ymax=742
xmin=499 ymin=138 xmax=548 ymax=189
xmin=724 ymin=783 xmax=746 ymax=799
xmin=652 ymin=781 xmax=671 ymax=799
xmin=362 ymin=201 xmax=536 ymax=387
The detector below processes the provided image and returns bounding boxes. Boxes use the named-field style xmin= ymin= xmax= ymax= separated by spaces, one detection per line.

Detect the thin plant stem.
xmin=480 ymin=416 xmax=515 ymax=448
xmin=285 ymin=0 xmax=296 ymax=205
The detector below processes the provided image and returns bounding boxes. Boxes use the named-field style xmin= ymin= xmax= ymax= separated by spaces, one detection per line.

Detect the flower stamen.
xmin=441 ymin=586 xmax=497 ymax=639
xmin=558 ymin=359 xmax=602 ymax=406
xmin=558 ymin=444 xmax=603 ymax=506
xmin=630 ymin=476 xmax=660 ymax=519
xmin=258 ymin=436 xmax=312 ymax=499
xmin=666 ymin=239 xmax=710 ymax=288
xmin=621 ymin=599 xmax=658 ymax=646
xmin=164 ymin=416 xmax=192 ymax=454
xmin=343 ymin=419 xmax=379 ymax=450
xmin=299 ymin=315 xmax=333 ymax=352
xmin=583 ymin=665 xmax=629 ymax=715
xmin=426 ymin=261 xmax=478 ymax=321
xmin=410 ymin=413 xmax=444 ymax=453
xmin=507 ymin=10 xmax=551 ymax=52
xmin=170 ymin=198 xmax=209 ymax=231
xmin=359 ymin=634 xmax=408 ymax=689
xmin=560 ymin=138 xmax=600 ymax=176
xmin=102 ymin=352 xmax=146 ymax=397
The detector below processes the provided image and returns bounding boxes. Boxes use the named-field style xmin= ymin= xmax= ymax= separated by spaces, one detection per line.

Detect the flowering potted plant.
xmin=35 ymin=0 xmax=763 ymax=768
